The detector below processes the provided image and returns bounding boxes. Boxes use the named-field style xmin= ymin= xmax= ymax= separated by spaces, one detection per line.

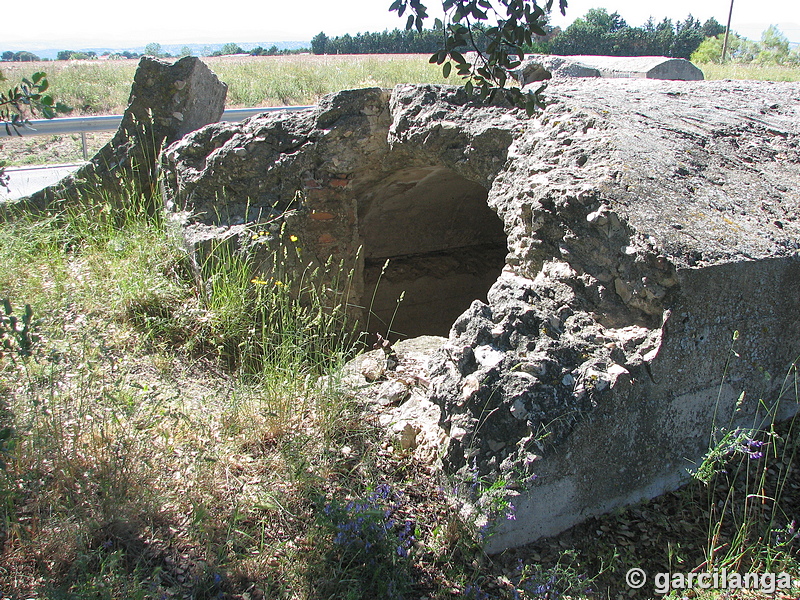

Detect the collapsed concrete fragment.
xmin=516 ymin=54 xmax=705 ymax=84
xmin=162 ymin=78 xmax=800 ymax=551
xmin=23 ymin=56 xmax=227 ymax=211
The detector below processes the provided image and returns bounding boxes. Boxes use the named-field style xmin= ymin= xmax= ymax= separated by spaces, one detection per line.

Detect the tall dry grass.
xmin=699 ymin=62 xmax=800 ymax=82
xmin=1 ymin=54 xmax=452 ymax=115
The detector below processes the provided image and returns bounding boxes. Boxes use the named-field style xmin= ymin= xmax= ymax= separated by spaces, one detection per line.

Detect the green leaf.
xmin=450 ymin=50 xmax=467 ymax=66
xmin=443 ymin=61 xmax=452 ymax=78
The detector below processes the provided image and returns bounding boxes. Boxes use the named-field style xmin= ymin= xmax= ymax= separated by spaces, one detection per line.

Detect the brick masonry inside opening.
xmin=359 ymin=166 xmax=507 ymax=339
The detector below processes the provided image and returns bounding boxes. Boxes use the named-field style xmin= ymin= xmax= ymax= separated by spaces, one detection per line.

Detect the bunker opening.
xmin=359 ymin=166 xmax=507 ymax=340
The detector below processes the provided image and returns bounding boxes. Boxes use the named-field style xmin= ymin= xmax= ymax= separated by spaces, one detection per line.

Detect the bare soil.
xmin=0 ymin=132 xmax=113 ymax=167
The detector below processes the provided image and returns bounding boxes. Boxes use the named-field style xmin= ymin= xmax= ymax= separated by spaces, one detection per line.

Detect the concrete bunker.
xmin=159 ymin=80 xmax=800 ymax=553
xmin=358 ymin=165 xmax=507 ymax=339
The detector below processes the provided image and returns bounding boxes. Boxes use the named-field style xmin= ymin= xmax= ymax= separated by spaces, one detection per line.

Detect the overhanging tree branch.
xmin=390 ymin=0 xmax=568 ymax=114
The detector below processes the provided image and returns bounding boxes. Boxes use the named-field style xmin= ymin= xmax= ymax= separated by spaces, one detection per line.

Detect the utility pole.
xmin=721 ymin=0 xmax=735 ymax=62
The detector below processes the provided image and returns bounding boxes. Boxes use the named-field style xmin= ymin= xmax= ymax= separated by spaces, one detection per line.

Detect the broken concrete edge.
xmin=10 ymin=56 xmax=227 ymax=215
xmin=516 ymin=54 xmax=704 ymax=84
xmin=162 ymin=83 xmax=518 ymax=341
xmin=161 ymin=79 xmax=799 ymax=552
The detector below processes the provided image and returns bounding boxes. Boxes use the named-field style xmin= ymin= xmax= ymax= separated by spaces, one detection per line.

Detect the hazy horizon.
xmin=3 ymin=0 xmax=798 ymax=55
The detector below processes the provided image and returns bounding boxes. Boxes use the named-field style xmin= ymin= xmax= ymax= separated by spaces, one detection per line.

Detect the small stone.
xmin=586 ymin=208 xmax=609 ymax=226
xmin=461 ymin=375 xmax=480 ymax=400
xmin=399 ymin=423 xmax=418 ymax=450
xmin=474 ymin=345 xmax=504 ymax=369
xmin=361 ymin=356 xmax=385 ymax=382
xmin=510 ymin=398 xmax=528 ymax=420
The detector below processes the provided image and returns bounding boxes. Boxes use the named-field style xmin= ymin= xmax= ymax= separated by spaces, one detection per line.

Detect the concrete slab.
xmin=518 ymin=54 xmax=704 ymax=83
xmin=0 ymin=164 xmax=82 ymax=202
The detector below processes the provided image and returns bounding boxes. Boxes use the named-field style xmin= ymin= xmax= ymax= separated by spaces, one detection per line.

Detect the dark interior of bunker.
xmin=358 ymin=166 xmax=507 ymax=340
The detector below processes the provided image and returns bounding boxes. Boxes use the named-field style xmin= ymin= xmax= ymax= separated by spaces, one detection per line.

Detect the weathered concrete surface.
xmin=517 ymin=54 xmax=704 ymax=84
xmin=516 ymin=55 xmax=600 ymax=82
xmin=163 ymin=85 xmax=513 ymax=339
xmin=23 ymin=56 xmax=227 ymax=211
xmin=162 ymin=79 xmax=800 ymax=551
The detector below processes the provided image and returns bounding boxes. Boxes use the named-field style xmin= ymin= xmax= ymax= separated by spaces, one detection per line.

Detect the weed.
xmin=691 ymin=330 xmax=800 ymax=577
xmin=512 ymin=549 xmax=594 ymax=599
xmin=312 ymin=483 xmax=415 ymax=599
xmin=0 ymin=299 xmax=40 ymax=360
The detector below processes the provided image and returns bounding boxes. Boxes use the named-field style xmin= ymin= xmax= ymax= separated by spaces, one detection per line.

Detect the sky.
xmin=4 ymin=0 xmax=799 ymax=51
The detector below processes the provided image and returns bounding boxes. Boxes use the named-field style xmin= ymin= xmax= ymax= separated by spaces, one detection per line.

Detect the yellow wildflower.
xmin=251 ymin=278 xmax=269 ymax=285
xmin=289 ymin=235 xmax=299 ymax=243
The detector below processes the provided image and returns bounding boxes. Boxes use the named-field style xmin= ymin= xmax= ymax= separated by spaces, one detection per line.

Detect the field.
xmin=1 ymin=54 xmax=800 ymax=599
xmin=2 ymin=55 xmax=800 ymax=168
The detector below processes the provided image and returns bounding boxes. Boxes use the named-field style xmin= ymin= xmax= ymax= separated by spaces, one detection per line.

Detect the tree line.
xmin=312 ymin=28 xmax=454 ymax=55
xmin=547 ymin=10 xmax=725 ymax=59
xmin=4 ymin=8 xmax=798 ymax=65
xmin=310 ymin=10 xmax=725 ymax=59
xmin=0 ymin=44 xmax=309 ymax=63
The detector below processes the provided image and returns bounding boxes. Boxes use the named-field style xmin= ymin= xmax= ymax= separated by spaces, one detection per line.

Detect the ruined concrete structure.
xmin=163 ymin=77 xmax=799 ymax=551
xmin=23 ymin=54 xmax=796 ymax=552
xmin=25 ymin=56 xmax=227 ymax=210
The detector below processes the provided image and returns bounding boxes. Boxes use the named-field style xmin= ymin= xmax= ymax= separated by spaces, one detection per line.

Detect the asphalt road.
xmin=0 ymin=164 xmax=82 ymax=202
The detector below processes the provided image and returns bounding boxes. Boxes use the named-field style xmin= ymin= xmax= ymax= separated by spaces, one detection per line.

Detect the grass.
xmin=1 ymin=55 xmax=452 ymax=169
xmin=699 ymin=62 xmax=800 ymax=82
xmin=0 ymin=54 xmax=452 ymax=116
xmin=0 ymin=182 xmax=798 ymax=599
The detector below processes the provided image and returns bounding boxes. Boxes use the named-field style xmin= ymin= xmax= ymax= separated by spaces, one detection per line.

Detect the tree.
xmin=144 ymin=43 xmax=164 ymax=57
xmin=13 ymin=51 xmax=40 ymax=62
xmin=180 ymin=46 xmax=193 ymax=57
xmin=702 ymin=17 xmax=725 ymax=38
xmin=757 ymin=25 xmax=790 ymax=64
xmin=390 ymin=0 xmax=568 ymax=114
xmin=670 ymin=16 xmax=704 ymax=59
xmin=550 ymin=8 xmax=630 ymax=55
xmin=1 ymin=51 xmax=12 ymax=62
xmin=220 ymin=43 xmax=245 ymax=55
xmin=311 ymin=32 xmax=329 ymax=55
xmin=691 ymin=32 xmax=758 ymax=64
